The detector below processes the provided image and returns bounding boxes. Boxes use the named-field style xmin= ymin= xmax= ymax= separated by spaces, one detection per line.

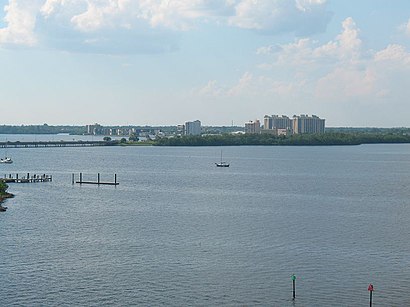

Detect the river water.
xmin=1 ymin=142 xmax=410 ymax=306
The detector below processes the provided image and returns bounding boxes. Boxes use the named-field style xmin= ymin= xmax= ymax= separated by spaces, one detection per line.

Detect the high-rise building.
xmin=185 ymin=120 xmax=201 ymax=135
xmin=264 ymin=115 xmax=293 ymax=130
xmin=86 ymin=123 xmax=102 ymax=135
xmin=245 ymin=120 xmax=261 ymax=134
xmin=292 ymin=114 xmax=325 ymax=134
xmin=263 ymin=115 xmax=293 ymax=135
xmin=263 ymin=115 xmax=273 ymax=130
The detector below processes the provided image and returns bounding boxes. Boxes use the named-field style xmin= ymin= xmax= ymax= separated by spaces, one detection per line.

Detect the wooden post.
xmin=98 ymin=173 xmax=100 ymax=185
xmin=115 ymin=174 xmax=117 ymax=185
xmin=16 ymin=174 xmax=18 ymax=180
xmin=72 ymin=173 xmax=74 ymax=185
xmin=79 ymin=173 xmax=82 ymax=184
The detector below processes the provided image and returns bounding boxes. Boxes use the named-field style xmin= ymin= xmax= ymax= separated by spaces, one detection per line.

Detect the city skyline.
xmin=1 ymin=0 xmax=410 ymax=127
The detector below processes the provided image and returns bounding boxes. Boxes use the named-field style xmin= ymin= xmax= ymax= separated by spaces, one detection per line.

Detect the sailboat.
xmin=215 ymin=150 xmax=229 ymax=167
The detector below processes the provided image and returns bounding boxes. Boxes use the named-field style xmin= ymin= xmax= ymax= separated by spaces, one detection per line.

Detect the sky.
xmin=1 ymin=0 xmax=410 ymax=127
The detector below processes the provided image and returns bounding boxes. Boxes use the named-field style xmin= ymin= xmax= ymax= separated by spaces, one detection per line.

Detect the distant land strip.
xmin=153 ymin=132 xmax=410 ymax=146
xmin=2 ymin=133 xmax=410 ymax=148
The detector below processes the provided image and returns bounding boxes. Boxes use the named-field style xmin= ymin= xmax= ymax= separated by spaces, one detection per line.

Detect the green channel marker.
xmin=292 ymin=275 xmax=296 ymax=300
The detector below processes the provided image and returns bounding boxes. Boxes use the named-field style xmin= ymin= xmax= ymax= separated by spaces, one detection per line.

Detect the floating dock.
xmin=2 ymin=173 xmax=52 ymax=183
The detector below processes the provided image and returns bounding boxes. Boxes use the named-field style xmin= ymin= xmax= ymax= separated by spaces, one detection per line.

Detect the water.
xmin=1 ymin=144 xmax=410 ymax=306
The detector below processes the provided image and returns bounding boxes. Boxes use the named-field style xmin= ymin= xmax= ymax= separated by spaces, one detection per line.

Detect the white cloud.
xmin=1 ymin=0 xmax=333 ymax=50
xmin=247 ymin=17 xmax=410 ymax=105
xmin=316 ymin=67 xmax=377 ymax=99
xmin=0 ymin=0 xmax=41 ymax=46
xmin=258 ymin=17 xmax=362 ymax=66
xmin=229 ymin=0 xmax=331 ymax=35
xmin=374 ymin=44 xmax=410 ymax=65
xmin=137 ymin=0 xmax=231 ymax=31
xmin=197 ymin=17 xmax=410 ymax=108
xmin=295 ymin=0 xmax=326 ymax=12
xmin=256 ymin=45 xmax=277 ymax=55
xmin=399 ymin=18 xmax=410 ymax=37
xmin=196 ymin=72 xmax=297 ymax=98
xmin=196 ymin=80 xmax=225 ymax=96
xmin=40 ymin=0 xmax=234 ymax=32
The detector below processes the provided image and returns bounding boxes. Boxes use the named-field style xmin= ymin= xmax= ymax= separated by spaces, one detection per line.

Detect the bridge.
xmin=0 ymin=140 xmax=118 ymax=148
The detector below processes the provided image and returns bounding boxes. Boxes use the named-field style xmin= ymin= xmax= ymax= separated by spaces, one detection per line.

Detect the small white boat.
xmin=215 ymin=161 xmax=230 ymax=167
xmin=0 ymin=157 xmax=13 ymax=164
xmin=215 ymin=150 xmax=229 ymax=167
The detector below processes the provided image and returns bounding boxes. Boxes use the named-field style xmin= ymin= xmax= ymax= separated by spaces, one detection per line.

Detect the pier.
xmin=3 ymin=173 xmax=52 ymax=183
xmin=74 ymin=173 xmax=119 ymax=186
xmin=0 ymin=140 xmax=118 ymax=148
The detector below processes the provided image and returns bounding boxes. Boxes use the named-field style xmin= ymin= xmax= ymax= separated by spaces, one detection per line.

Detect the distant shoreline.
xmin=153 ymin=132 xmax=410 ymax=146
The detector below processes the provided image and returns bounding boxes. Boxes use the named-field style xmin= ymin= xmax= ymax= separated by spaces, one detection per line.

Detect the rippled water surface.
xmin=1 ymin=143 xmax=410 ymax=306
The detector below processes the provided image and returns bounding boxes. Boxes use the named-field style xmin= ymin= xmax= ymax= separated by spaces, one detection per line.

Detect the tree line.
xmin=0 ymin=125 xmax=85 ymax=135
xmin=154 ymin=132 xmax=410 ymax=146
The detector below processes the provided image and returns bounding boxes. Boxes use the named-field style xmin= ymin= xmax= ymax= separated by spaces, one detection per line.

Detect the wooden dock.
xmin=2 ymin=173 xmax=52 ymax=183
xmin=73 ymin=173 xmax=119 ymax=186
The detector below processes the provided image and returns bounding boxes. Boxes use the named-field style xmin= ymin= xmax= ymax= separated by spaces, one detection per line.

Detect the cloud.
xmin=315 ymin=67 xmax=377 ymax=99
xmin=195 ymin=72 xmax=297 ymax=98
xmin=39 ymin=0 xmax=235 ymax=33
xmin=229 ymin=0 xmax=332 ymax=35
xmin=0 ymin=0 xmax=41 ymax=46
xmin=197 ymin=17 xmax=410 ymax=107
xmin=399 ymin=18 xmax=410 ymax=37
xmin=0 ymin=0 xmax=333 ymax=52
xmin=223 ymin=17 xmax=410 ymax=108
xmin=256 ymin=17 xmax=362 ymax=67
xmin=374 ymin=44 xmax=410 ymax=65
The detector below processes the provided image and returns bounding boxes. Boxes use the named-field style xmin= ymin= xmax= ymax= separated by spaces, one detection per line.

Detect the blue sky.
xmin=1 ymin=0 xmax=410 ymax=127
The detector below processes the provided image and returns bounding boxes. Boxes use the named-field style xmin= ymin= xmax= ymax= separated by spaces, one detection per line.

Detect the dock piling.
xmin=75 ymin=172 xmax=119 ymax=186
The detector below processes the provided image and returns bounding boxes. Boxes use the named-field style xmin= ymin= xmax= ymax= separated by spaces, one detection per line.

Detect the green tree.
xmin=129 ymin=133 xmax=139 ymax=142
xmin=0 ymin=180 xmax=8 ymax=196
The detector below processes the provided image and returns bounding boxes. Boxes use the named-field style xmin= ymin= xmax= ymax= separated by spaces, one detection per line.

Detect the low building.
xmin=260 ymin=127 xmax=291 ymax=136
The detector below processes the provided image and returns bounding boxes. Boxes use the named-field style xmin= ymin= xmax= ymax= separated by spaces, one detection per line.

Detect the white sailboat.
xmin=215 ymin=150 xmax=229 ymax=167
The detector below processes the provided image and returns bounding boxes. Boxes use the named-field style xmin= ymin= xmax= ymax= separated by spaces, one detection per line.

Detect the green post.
xmin=292 ymin=275 xmax=296 ymax=300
